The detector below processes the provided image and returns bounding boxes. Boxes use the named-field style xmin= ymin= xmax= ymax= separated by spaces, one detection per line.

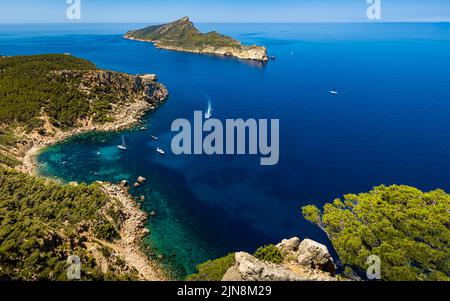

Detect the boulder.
xmin=120 ymin=180 xmax=129 ymax=187
xmin=222 ymin=238 xmax=338 ymax=282
xmin=223 ymin=252 xmax=303 ymax=281
xmin=141 ymin=74 xmax=157 ymax=82
xmin=297 ymin=239 xmax=336 ymax=274
xmin=137 ymin=176 xmax=146 ymax=184
xmin=276 ymin=237 xmax=300 ymax=256
xmin=134 ymin=182 xmax=141 ymax=188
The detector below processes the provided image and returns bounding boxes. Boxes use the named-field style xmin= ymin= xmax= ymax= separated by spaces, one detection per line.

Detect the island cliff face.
xmin=124 ymin=17 xmax=269 ymax=62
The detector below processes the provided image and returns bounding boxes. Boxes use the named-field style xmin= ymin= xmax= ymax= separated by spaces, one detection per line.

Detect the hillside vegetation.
xmin=127 ymin=17 xmax=240 ymax=50
xmin=302 ymin=185 xmax=450 ymax=281
xmin=0 ymin=54 xmax=97 ymax=130
xmin=0 ymin=167 xmax=137 ymax=280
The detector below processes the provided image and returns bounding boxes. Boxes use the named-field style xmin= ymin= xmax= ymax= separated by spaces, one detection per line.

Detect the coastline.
xmin=123 ymin=35 xmax=269 ymax=62
xmin=99 ymin=183 xmax=168 ymax=280
xmin=14 ymin=78 xmax=170 ymax=281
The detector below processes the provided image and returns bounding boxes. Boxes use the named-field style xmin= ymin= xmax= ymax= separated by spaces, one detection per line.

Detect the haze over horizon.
xmin=0 ymin=0 xmax=449 ymax=24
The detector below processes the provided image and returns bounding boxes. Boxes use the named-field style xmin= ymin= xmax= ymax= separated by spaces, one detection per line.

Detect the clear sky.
xmin=0 ymin=0 xmax=449 ymax=23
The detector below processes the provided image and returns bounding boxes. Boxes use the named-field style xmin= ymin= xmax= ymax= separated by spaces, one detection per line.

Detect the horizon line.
xmin=1 ymin=20 xmax=449 ymax=25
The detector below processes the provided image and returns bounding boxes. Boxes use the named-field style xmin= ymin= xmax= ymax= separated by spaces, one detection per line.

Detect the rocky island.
xmin=124 ymin=17 xmax=269 ymax=62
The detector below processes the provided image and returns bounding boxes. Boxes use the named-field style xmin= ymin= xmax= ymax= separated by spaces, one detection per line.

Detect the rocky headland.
xmin=124 ymin=17 xmax=269 ymax=62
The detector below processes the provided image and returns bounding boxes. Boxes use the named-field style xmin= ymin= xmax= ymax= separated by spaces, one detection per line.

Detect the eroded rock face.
xmin=297 ymin=239 xmax=336 ymax=275
xmin=222 ymin=238 xmax=337 ymax=281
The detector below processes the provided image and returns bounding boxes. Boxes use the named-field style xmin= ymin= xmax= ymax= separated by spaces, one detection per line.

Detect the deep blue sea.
xmin=1 ymin=23 xmax=450 ymax=277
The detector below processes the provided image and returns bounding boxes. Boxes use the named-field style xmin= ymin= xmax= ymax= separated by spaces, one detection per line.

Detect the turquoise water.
xmin=2 ymin=23 xmax=450 ymax=277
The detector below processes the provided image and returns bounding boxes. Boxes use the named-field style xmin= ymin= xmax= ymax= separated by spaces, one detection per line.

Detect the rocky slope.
xmin=124 ymin=17 xmax=268 ymax=62
xmin=222 ymin=238 xmax=338 ymax=281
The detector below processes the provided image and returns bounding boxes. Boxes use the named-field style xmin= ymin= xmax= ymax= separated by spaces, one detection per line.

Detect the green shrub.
xmin=186 ymin=253 xmax=236 ymax=281
xmin=302 ymin=185 xmax=450 ymax=281
xmin=0 ymin=167 xmax=126 ymax=280
xmin=254 ymin=245 xmax=283 ymax=264
xmin=94 ymin=222 xmax=120 ymax=242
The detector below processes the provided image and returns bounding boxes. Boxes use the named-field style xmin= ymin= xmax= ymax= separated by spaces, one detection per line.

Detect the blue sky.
xmin=0 ymin=0 xmax=449 ymax=23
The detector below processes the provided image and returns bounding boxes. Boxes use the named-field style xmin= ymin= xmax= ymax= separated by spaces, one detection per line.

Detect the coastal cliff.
xmin=124 ymin=17 xmax=268 ymax=62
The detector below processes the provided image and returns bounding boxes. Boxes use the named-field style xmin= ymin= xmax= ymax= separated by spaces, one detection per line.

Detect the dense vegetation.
xmin=186 ymin=253 xmax=235 ymax=281
xmin=0 ymin=54 xmax=97 ymax=130
xmin=126 ymin=17 xmax=244 ymax=50
xmin=254 ymin=245 xmax=284 ymax=264
xmin=302 ymin=185 xmax=450 ymax=281
xmin=0 ymin=167 xmax=136 ymax=280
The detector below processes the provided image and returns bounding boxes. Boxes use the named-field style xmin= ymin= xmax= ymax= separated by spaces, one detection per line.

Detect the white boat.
xmin=117 ymin=136 xmax=127 ymax=150
xmin=151 ymin=135 xmax=159 ymax=140
xmin=204 ymin=98 xmax=213 ymax=119
xmin=329 ymin=90 xmax=339 ymax=95
xmin=156 ymin=147 xmax=165 ymax=155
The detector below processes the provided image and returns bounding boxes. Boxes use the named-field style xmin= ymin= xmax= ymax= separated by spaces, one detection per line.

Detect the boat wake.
xmin=204 ymin=97 xmax=213 ymax=119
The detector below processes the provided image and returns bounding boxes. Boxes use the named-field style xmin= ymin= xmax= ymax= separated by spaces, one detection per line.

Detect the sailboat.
xmin=117 ymin=136 xmax=127 ymax=150
xmin=156 ymin=147 xmax=165 ymax=155
xmin=204 ymin=98 xmax=213 ymax=119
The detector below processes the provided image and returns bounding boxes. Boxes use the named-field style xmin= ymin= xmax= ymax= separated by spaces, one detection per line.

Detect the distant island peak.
xmin=124 ymin=17 xmax=269 ymax=62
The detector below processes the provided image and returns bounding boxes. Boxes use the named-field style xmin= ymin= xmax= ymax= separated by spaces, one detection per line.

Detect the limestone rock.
xmin=276 ymin=237 xmax=300 ymax=256
xmin=222 ymin=237 xmax=338 ymax=282
xmin=297 ymin=239 xmax=336 ymax=274
xmin=223 ymin=252 xmax=336 ymax=281
xmin=137 ymin=176 xmax=146 ymax=184
xmin=141 ymin=74 xmax=157 ymax=82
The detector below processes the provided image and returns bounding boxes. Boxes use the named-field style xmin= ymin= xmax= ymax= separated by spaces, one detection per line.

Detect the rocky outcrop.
xmin=222 ymin=237 xmax=337 ymax=281
xmin=297 ymin=239 xmax=336 ymax=274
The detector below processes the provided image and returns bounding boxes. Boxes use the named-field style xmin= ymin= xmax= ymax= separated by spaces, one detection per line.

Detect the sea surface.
xmin=1 ymin=23 xmax=450 ymax=277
